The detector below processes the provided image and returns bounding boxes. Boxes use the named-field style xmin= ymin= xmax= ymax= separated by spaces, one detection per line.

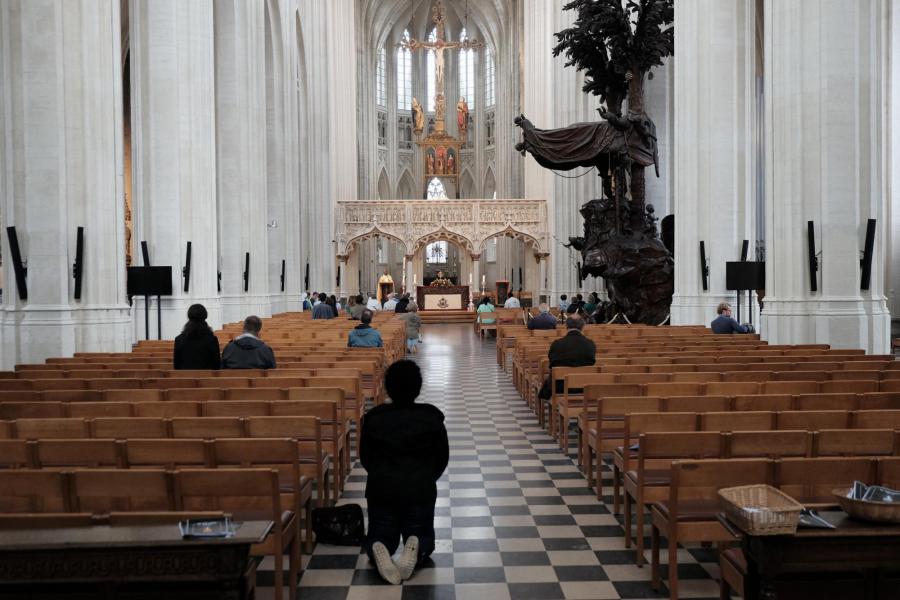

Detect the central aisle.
xmin=298 ymin=324 xmax=720 ymax=600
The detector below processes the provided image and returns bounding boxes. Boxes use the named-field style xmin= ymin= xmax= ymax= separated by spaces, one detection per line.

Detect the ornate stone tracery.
xmin=336 ymin=199 xmax=549 ymax=257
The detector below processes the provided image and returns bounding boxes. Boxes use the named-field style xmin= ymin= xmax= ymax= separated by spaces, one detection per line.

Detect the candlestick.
xmin=469 ymin=273 xmax=473 ymax=284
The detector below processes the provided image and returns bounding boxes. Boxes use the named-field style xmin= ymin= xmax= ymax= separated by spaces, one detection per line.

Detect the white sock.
xmin=371 ymin=542 xmax=402 ymax=585
xmin=396 ymin=535 xmax=419 ymax=580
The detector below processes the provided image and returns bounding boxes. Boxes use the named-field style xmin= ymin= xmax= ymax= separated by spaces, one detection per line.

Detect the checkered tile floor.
xmin=258 ymin=324 xmax=721 ymax=599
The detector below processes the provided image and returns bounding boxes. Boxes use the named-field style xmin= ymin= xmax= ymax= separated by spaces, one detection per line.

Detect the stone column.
xmin=129 ymin=0 xmax=221 ymax=336
xmin=337 ymin=255 xmax=349 ymax=300
xmin=536 ymin=252 xmax=551 ymax=304
xmin=470 ymin=253 xmax=482 ymax=305
xmin=760 ymin=0 xmax=890 ymax=353
xmin=0 ymin=0 xmax=132 ymax=369
xmin=405 ymin=255 xmax=415 ymax=298
xmin=214 ymin=0 xmax=270 ymax=323
xmin=671 ymin=0 xmax=757 ymax=325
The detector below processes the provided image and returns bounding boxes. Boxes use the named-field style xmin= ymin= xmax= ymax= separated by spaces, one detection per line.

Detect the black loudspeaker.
xmin=305 ymin=262 xmax=310 ymax=291
xmin=182 ymin=241 xmax=192 ymax=293
xmin=141 ymin=241 xmax=151 ymax=266
xmin=740 ymin=239 xmax=749 ymax=261
xmin=861 ymin=218 xmax=876 ymax=291
xmin=661 ymin=215 xmax=674 ymax=258
xmin=336 ymin=264 xmax=341 ymax=288
xmin=807 ymin=221 xmax=818 ymax=292
xmin=726 ymin=261 xmax=765 ymax=290
xmin=280 ymin=259 xmax=286 ymax=292
xmin=217 ymin=270 xmax=222 ymax=293
xmin=127 ymin=266 xmax=173 ymax=296
xmin=243 ymin=252 xmax=250 ymax=292
xmin=73 ymin=226 xmax=84 ymax=300
xmin=699 ymin=241 xmax=709 ymax=291
xmin=576 ymin=262 xmax=583 ymax=286
xmin=518 ymin=267 xmax=523 ymax=288
xmin=6 ymin=226 xmax=28 ymax=300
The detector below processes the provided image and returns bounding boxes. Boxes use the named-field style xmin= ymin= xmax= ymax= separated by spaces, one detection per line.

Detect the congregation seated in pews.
xmin=494 ymin=315 xmax=900 ymax=600
xmin=0 ymin=305 xmax=406 ymax=598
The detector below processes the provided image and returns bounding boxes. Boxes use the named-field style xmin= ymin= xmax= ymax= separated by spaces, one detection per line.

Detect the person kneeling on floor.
xmin=359 ymin=360 xmax=449 ymax=584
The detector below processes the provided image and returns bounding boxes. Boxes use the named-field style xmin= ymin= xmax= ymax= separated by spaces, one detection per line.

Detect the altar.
xmin=417 ymin=285 xmax=470 ymax=310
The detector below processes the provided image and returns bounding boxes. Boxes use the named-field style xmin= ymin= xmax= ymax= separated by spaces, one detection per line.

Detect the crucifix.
xmin=398 ymin=0 xmax=483 ymax=136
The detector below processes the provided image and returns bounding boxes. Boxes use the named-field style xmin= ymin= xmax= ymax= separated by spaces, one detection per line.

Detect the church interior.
xmin=2 ymin=0 xmax=900 ymax=599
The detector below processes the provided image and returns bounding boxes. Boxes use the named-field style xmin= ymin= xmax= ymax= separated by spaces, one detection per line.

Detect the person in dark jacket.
xmin=348 ymin=309 xmax=384 ymax=347
xmin=173 ymin=304 xmax=221 ymax=370
xmin=360 ymin=360 xmax=449 ymax=584
xmin=394 ymin=293 xmax=410 ymax=313
xmin=528 ymin=303 xmax=558 ymax=330
xmin=312 ymin=293 xmax=333 ymax=319
xmin=710 ymin=302 xmax=751 ymax=334
xmin=539 ymin=315 xmax=596 ymax=399
xmin=221 ymin=316 xmax=276 ymax=369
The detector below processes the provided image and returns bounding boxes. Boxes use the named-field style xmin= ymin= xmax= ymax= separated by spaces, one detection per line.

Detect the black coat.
xmin=173 ymin=331 xmax=221 ymax=370
xmin=221 ymin=335 xmax=277 ymax=369
xmin=359 ymin=402 xmax=449 ymax=504
xmin=394 ymin=298 xmax=410 ymax=313
xmin=548 ymin=330 xmax=596 ymax=369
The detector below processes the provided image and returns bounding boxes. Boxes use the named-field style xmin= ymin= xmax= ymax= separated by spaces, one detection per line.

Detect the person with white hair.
xmin=366 ymin=293 xmax=381 ymax=311
xmin=383 ymin=293 xmax=399 ymax=312
xmin=528 ymin=303 xmax=558 ymax=330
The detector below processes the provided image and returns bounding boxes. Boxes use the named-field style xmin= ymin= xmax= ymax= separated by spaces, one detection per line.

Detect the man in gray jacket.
xmin=221 ymin=316 xmax=277 ymax=369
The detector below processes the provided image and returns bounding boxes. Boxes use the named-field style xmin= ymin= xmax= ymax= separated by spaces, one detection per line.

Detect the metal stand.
xmin=143 ymin=295 xmax=151 ymax=341
xmin=157 ymin=295 xmax=162 ymax=340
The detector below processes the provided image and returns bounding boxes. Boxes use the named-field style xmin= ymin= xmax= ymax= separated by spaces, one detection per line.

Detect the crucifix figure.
xmin=398 ymin=0 xmax=483 ymax=135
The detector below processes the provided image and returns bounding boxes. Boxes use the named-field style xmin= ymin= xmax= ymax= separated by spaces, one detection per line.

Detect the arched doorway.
xmin=345 ymin=232 xmax=409 ymax=299
xmin=478 ymin=232 xmax=540 ymax=306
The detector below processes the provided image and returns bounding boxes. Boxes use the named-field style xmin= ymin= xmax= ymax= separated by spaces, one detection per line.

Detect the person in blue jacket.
xmin=710 ymin=302 xmax=751 ymax=334
xmin=348 ymin=309 xmax=384 ymax=347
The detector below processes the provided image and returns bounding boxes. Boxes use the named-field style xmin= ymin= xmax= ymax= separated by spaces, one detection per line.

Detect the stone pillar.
xmin=760 ymin=0 xmax=890 ymax=353
xmin=130 ymin=0 xmax=221 ymax=335
xmin=214 ymin=0 xmax=270 ymax=323
xmin=405 ymin=255 xmax=415 ymax=299
xmin=470 ymin=253 xmax=482 ymax=305
xmin=337 ymin=255 xmax=349 ymax=300
xmin=671 ymin=0 xmax=757 ymax=325
xmin=0 ymin=0 xmax=132 ymax=369
xmin=536 ymin=253 xmax=551 ymax=304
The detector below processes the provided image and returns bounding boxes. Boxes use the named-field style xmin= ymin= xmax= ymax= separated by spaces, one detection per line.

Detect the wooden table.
xmin=0 ymin=520 xmax=272 ymax=599
xmin=720 ymin=511 xmax=900 ymax=599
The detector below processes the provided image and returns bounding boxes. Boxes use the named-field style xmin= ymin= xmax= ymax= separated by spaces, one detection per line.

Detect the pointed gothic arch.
xmin=483 ymin=167 xmax=496 ymax=199
xmin=458 ymin=168 xmax=476 ymax=199
xmin=398 ymin=169 xmax=416 ymax=199
xmin=377 ymin=168 xmax=391 ymax=200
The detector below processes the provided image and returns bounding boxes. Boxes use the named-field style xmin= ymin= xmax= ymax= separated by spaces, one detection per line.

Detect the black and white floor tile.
xmin=258 ymin=324 xmax=721 ymax=599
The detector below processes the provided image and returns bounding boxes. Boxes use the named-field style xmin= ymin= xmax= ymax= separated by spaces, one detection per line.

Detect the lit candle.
xmin=414 ymin=273 xmax=417 ymax=285
xmin=469 ymin=273 xmax=473 ymax=284
xmin=482 ymin=274 xmax=486 ymax=285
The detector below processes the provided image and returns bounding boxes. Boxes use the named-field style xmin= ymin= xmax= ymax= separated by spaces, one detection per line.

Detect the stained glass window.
xmin=397 ymin=30 xmax=412 ymax=110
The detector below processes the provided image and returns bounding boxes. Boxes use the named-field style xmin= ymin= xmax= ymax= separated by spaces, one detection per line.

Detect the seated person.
xmin=360 ymin=360 xmax=449 ymax=585
xmin=349 ymin=294 xmax=365 ymax=320
xmin=395 ymin=293 xmax=410 ymax=313
xmin=348 ymin=309 xmax=384 ymax=347
xmin=503 ymin=291 xmax=521 ymax=309
xmin=527 ymin=303 xmax=558 ymax=330
xmin=173 ymin=303 xmax=221 ymax=370
xmin=558 ymin=294 xmax=570 ymax=312
xmin=221 ymin=316 xmax=276 ymax=369
xmin=583 ymin=292 xmax=599 ymax=315
xmin=566 ymin=293 xmax=584 ymax=314
xmin=710 ymin=302 xmax=751 ymax=334
xmin=312 ymin=293 xmax=334 ymax=319
xmin=366 ymin=293 xmax=381 ymax=311
xmin=476 ymin=296 xmax=496 ymax=324
xmin=539 ymin=315 xmax=596 ymax=399
xmin=383 ymin=293 xmax=399 ymax=311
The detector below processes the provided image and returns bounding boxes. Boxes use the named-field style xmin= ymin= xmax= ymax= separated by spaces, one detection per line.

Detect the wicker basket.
xmin=719 ymin=484 xmax=803 ymax=536
xmin=834 ymin=488 xmax=900 ymax=524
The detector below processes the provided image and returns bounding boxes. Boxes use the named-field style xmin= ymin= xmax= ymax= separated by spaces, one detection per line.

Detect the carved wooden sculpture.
xmin=515 ymin=0 xmax=674 ymax=325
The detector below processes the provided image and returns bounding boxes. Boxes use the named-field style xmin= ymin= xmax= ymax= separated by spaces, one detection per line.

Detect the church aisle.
xmin=293 ymin=324 xmax=720 ymax=600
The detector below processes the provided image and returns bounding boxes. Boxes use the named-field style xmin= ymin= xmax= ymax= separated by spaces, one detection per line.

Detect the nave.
xmin=295 ymin=324 xmax=719 ymax=600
